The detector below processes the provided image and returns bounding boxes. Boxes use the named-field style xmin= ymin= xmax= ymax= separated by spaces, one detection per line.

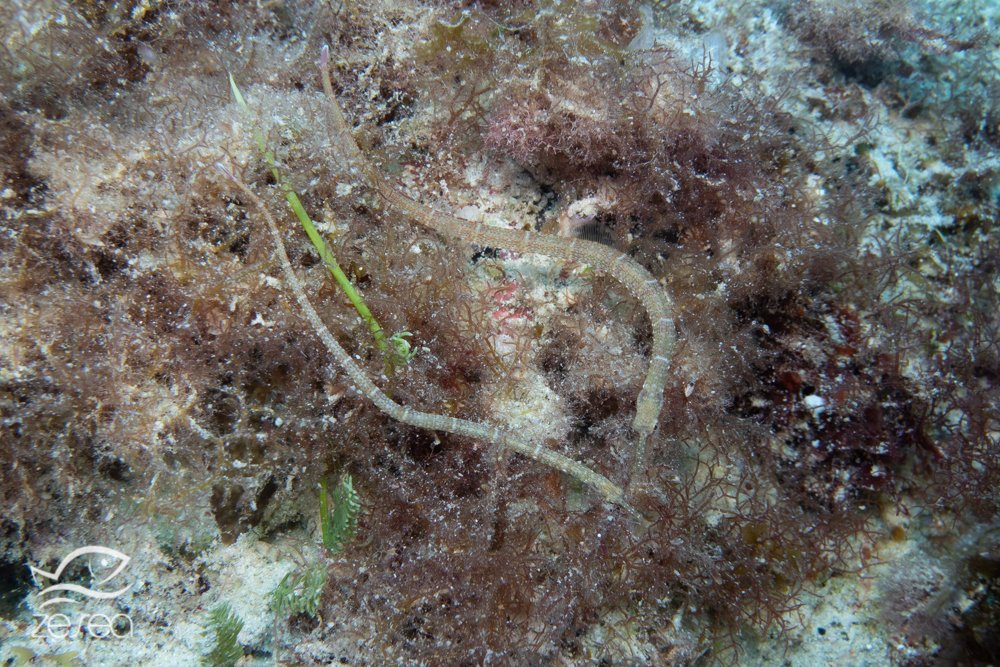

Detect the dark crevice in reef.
xmin=0 ymin=554 xmax=33 ymax=620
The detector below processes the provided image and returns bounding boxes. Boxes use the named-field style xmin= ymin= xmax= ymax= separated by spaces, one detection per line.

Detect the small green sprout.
xmin=270 ymin=474 xmax=360 ymax=639
xmin=201 ymin=602 xmax=244 ymax=667
xmin=319 ymin=474 xmax=360 ymax=554
xmin=271 ymin=562 xmax=328 ymax=619
xmin=387 ymin=330 xmax=417 ymax=373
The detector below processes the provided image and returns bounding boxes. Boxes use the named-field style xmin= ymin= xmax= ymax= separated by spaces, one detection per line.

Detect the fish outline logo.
xmin=30 ymin=546 xmax=133 ymax=609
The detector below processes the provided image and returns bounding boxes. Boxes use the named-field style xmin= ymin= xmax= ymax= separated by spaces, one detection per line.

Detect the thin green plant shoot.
xmin=201 ymin=603 xmax=244 ymax=667
xmin=272 ymin=563 xmax=327 ymax=619
xmin=319 ymin=474 xmax=360 ymax=554
xmin=228 ymin=74 xmax=415 ymax=372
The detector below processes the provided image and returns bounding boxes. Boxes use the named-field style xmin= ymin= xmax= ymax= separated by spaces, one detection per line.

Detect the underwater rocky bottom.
xmin=0 ymin=0 xmax=998 ymax=664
